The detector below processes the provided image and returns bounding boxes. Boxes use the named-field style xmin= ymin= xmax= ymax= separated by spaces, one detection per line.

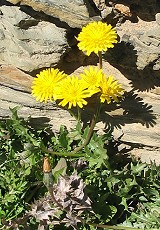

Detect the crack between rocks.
xmin=0 ymin=98 xmax=59 ymax=111
xmin=0 ymin=83 xmax=31 ymax=94
xmin=118 ymin=139 xmax=160 ymax=150
xmin=0 ymin=98 xmax=37 ymax=108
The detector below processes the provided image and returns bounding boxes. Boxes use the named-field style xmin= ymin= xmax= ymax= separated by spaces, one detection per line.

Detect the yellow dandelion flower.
xmin=80 ymin=66 xmax=103 ymax=90
xmin=32 ymin=68 xmax=67 ymax=103
xmin=99 ymin=75 xmax=124 ymax=104
xmin=77 ymin=21 xmax=118 ymax=56
xmin=54 ymin=76 xmax=97 ymax=109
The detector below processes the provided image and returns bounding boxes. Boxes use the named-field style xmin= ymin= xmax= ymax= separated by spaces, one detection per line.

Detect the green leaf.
xmin=143 ymin=188 xmax=159 ymax=197
xmin=105 ymin=175 xmax=120 ymax=184
xmin=131 ymin=162 xmax=147 ymax=174
xmin=9 ymin=106 xmax=21 ymax=120
xmin=52 ymin=158 xmax=67 ymax=182
xmin=120 ymin=197 xmax=128 ymax=211
xmin=83 ymin=125 xmax=90 ymax=139
xmin=93 ymin=201 xmax=117 ymax=222
xmin=59 ymin=125 xmax=70 ymax=149
xmin=139 ymin=196 xmax=148 ymax=201
xmin=68 ymin=121 xmax=82 ymax=141
xmin=85 ymin=133 xmax=108 ymax=169
xmin=0 ymin=207 xmax=6 ymax=219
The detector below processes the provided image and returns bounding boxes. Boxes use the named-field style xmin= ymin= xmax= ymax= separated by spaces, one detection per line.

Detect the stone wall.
xmin=0 ymin=0 xmax=160 ymax=163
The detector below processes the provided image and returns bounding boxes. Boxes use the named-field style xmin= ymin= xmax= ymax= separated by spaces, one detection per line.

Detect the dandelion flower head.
xmin=54 ymin=76 xmax=97 ymax=109
xmin=80 ymin=66 xmax=103 ymax=90
xmin=32 ymin=68 xmax=67 ymax=103
xmin=99 ymin=75 xmax=124 ymax=104
xmin=77 ymin=21 xmax=118 ymax=56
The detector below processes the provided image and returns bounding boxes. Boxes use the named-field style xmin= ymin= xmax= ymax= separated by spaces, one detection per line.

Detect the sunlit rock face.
xmin=0 ymin=5 xmax=68 ymax=72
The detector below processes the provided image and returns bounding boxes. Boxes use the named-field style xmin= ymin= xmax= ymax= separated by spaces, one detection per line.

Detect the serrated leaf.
xmin=120 ymin=197 xmax=128 ymax=211
xmin=9 ymin=106 xmax=21 ymax=121
xmin=83 ymin=126 xmax=90 ymax=139
xmin=85 ymin=133 xmax=108 ymax=169
xmin=68 ymin=122 xmax=82 ymax=141
xmin=105 ymin=176 xmax=120 ymax=184
xmin=131 ymin=212 xmax=152 ymax=224
xmin=131 ymin=162 xmax=147 ymax=174
xmin=75 ymin=121 xmax=82 ymax=133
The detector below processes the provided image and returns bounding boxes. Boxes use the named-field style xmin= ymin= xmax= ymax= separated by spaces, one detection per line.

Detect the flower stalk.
xmin=71 ymin=95 xmax=101 ymax=154
xmin=42 ymin=147 xmax=85 ymax=157
xmin=98 ymin=51 xmax=103 ymax=69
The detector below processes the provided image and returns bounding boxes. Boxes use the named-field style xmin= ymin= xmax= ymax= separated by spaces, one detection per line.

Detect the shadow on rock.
xmin=57 ymin=27 xmax=99 ymax=74
xmin=105 ymin=0 xmax=160 ymax=22
xmin=120 ymin=91 xmax=157 ymax=128
xmin=80 ymin=91 xmax=157 ymax=132
xmin=104 ymin=41 xmax=160 ymax=92
xmin=28 ymin=116 xmax=51 ymax=130
xmin=129 ymin=0 xmax=160 ymax=22
xmin=57 ymin=48 xmax=98 ymax=74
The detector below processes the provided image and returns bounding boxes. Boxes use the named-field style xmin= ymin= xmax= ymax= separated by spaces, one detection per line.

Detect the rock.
xmin=0 ymin=5 xmax=68 ymax=72
xmin=7 ymin=0 xmax=99 ymax=28
xmin=104 ymin=19 xmax=160 ymax=80
xmin=0 ymin=84 xmax=75 ymax=131
xmin=0 ymin=65 xmax=32 ymax=92
xmin=93 ymin=0 xmax=160 ymax=22
xmin=131 ymin=0 xmax=160 ymax=21
xmin=114 ymin=4 xmax=132 ymax=17
xmin=135 ymin=23 xmax=160 ymax=70
xmin=156 ymin=13 xmax=160 ymax=25
xmin=101 ymin=7 xmax=112 ymax=19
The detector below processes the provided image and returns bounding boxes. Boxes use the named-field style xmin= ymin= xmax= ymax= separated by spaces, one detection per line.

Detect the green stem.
xmin=77 ymin=106 xmax=81 ymax=122
xmin=42 ymin=147 xmax=85 ymax=157
xmin=71 ymin=96 xmax=101 ymax=154
xmin=70 ymin=116 xmax=95 ymax=154
xmin=68 ymin=109 xmax=78 ymax=120
xmin=98 ymin=51 xmax=103 ymax=69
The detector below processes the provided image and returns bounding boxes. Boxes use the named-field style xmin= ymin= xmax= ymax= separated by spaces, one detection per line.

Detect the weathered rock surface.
xmin=121 ymin=19 xmax=160 ymax=71
xmin=0 ymin=5 xmax=68 ymax=72
xmin=6 ymin=0 xmax=99 ymax=28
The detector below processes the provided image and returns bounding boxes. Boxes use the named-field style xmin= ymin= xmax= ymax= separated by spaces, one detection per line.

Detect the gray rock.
xmin=0 ymin=5 xmax=68 ymax=72
xmin=156 ymin=13 xmax=160 ymax=25
xmin=130 ymin=25 xmax=160 ymax=71
xmin=101 ymin=7 xmax=112 ymax=19
xmin=7 ymin=0 xmax=99 ymax=28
